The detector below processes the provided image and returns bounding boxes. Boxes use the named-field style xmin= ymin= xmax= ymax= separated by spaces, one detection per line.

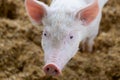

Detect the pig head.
xmin=25 ymin=0 xmax=108 ymax=76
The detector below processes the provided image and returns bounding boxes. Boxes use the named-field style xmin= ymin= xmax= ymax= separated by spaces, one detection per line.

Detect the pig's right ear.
xmin=25 ymin=0 xmax=48 ymax=25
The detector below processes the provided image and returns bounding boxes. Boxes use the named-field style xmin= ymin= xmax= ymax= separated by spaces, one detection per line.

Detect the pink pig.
xmin=25 ymin=0 xmax=108 ymax=76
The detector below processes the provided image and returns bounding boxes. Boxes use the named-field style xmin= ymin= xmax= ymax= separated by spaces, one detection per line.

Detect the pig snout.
xmin=43 ymin=63 xmax=61 ymax=76
xmin=43 ymin=50 xmax=72 ymax=76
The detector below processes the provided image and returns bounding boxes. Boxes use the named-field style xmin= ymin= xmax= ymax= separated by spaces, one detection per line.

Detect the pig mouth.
xmin=43 ymin=63 xmax=61 ymax=76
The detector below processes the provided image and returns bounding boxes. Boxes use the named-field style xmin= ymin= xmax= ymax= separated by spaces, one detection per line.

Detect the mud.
xmin=0 ymin=0 xmax=120 ymax=80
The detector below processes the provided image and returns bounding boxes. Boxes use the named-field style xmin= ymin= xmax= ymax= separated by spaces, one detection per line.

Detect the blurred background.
xmin=0 ymin=0 xmax=120 ymax=80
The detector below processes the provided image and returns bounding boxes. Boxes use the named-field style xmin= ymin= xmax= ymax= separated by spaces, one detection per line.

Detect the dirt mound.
xmin=0 ymin=0 xmax=120 ymax=80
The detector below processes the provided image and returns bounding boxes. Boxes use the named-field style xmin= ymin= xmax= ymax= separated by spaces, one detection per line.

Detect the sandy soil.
xmin=0 ymin=0 xmax=120 ymax=80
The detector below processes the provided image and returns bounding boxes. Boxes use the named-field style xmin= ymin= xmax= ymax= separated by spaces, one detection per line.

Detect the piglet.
xmin=25 ymin=0 xmax=108 ymax=76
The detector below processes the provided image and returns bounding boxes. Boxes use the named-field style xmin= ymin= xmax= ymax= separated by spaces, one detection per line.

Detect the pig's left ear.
xmin=25 ymin=0 xmax=49 ymax=25
xmin=76 ymin=0 xmax=99 ymax=26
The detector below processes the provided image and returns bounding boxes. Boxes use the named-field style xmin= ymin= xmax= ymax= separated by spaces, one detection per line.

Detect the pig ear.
xmin=76 ymin=0 xmax=99 ymax=26
xmin=25 ymin=0 xmax=48 ymax=24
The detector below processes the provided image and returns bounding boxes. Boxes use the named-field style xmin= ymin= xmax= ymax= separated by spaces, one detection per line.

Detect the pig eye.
xmin=70 ymin=35 xmax=73 ymax=39
xmin=43 ymin=31 xmax=48 ymax=37
xmin=44 ymin=33 xmax=47 ymax=36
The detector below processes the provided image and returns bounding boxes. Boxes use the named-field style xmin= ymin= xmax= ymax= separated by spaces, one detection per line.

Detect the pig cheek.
xmin=44 ymin=48 xmax=54 ymax=65
xmin=64 ymin=38 xmax=79 ymax=58
xmin=44 ymin=48 xmax=52 ymax=63
xmin=41 ymin=38 xmax=51 ymax=62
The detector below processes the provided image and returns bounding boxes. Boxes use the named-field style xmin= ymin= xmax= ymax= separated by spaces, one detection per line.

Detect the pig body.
xmin=25 ymin=0 xmax=108 ymax=76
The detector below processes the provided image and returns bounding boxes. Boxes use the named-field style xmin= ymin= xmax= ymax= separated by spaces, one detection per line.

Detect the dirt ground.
xmin=0 ymin=0 xmax=120 ymax=80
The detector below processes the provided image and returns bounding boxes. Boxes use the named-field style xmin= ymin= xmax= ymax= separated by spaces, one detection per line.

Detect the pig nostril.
xmin=54 ymin=69 xmax=58 ymax=74
xmin=46 ymin=68 xmax=49 ymax=72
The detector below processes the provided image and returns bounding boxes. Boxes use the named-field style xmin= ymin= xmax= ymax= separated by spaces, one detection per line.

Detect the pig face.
xmin=42 ymin=14 xmax=82 ymax=69
xmin=42 ymin=27 xmax=81 ymax=74
xmin=41 ymin=12 xmax=83 ymax=75
xmin=25 ymin=0 xmax=99 ymax=76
